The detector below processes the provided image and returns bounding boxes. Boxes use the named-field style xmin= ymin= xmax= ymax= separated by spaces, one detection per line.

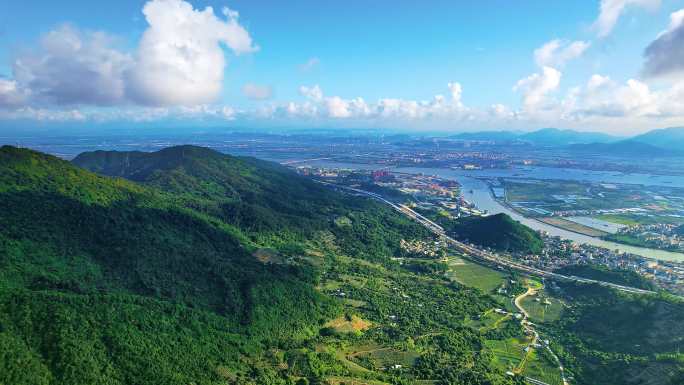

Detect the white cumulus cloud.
xmin=593 ymin=0 xmax=660 ymax=37
xmin=11 ymin=24 xmax=132 ymax=106
xmin=127 ymin=0 xmax=257 ymax=106
xmin=534 ymin=39 xmax=590 ymax=67
xmin=514 ymin=66 xmax=562 ymax=111
xmin=299 ymin=84 xmax=324 ymax=102
xmin=2 ymin=0 xmax=257 ymax=110
xmin=284 ymin=83 xmax=468 ymax=122
xmin=0 ymin=78 xmax=29 ymax=108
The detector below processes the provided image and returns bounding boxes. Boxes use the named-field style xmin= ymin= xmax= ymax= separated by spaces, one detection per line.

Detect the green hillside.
xmin=547 ymin=283 xmax=684 ymax=385
xmin=555 ymin=264 xmax=656 ymax=290
xmin=1 ymin=145 xmax=524 ymax=385
xmin=0 ymin=145 xmax=339 ymax=335
xmin=73 ymin=146 xmax=340 ymax=242
xmin=446 ymin=213 xmax=544 ymax=254
xmin=72 ymin=145 xmax=422 ymax=256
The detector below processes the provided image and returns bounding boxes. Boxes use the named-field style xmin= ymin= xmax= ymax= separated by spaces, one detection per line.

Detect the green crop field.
xmin=485 ymin=338 xmax=528 ymax=372
xmin=446 ymin=256 xmax=507 ymax=293
xmin=504 ymin=180 xmax=586 ymax=203
xmin=466 ymin=309 xmax=510 ymax=331
xmin=502 ymin=179 xmax=684 ymax=214
xmin=520 ymin=292 xmax=563 ymax=323
xmin=523 ymin=349 xmax=564 ymax=385
xmin=350 ymin=348 xmax=420 ymax=370
xmin=597 ymin=213 xmax=684 ymax=226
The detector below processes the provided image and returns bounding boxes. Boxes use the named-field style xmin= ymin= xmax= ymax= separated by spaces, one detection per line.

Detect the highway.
xmin=324 ymin=182 xmax=657 ymax=296
xmin=317 ymin=181 xmax=585 ymax=385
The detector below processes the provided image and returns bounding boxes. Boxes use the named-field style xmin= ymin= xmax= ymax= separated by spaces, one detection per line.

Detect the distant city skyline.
xmin=2 ymin=0 xmax=684 ymax=134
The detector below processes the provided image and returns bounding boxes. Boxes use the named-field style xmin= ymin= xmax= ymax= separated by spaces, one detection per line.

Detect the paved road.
xmin=320 ymin=182 xmax=666 ymax=385
xmin=326 ymin=182 xmax=657 ymax=296
xmin=514 ymin=286 xmax=570 ymax=385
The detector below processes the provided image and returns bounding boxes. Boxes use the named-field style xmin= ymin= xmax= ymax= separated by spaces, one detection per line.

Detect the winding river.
xmin=298 ymin=160 xmax=684 ymax=262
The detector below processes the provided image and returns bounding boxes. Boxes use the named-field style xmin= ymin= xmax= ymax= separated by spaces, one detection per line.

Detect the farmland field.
xmin=446 ymin=256 xmax=507 ymax=293
xmin=520 ymin=292 xmax=564 ymax=323
xmin=523 ymin=349 xmax=564 ymax=385
xmin=349 ymin=348 xmax=420 ymax=370
xmin=485 ymin=337 xmax=528 ymax=372
xmin=597 ymin=213 xmax=684 ymax=226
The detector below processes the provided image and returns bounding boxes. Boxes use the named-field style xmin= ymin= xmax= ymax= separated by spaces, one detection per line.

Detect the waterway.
xmin=298 ymin=160 xmax=684 ymax=262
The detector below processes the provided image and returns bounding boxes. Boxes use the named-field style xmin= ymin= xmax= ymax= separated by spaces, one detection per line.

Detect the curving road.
xmin=322 ymin=181 xmax=657 ymax=296
xmin=319 ymin=181 xmax=587 ymax=385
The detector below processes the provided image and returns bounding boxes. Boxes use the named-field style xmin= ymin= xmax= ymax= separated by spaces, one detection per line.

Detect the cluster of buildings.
xmin=518 ymin=236 xmax=684 ymax=294
xmin=399 ymin=238 xmax=446 ymax=258
xmin=549 ymin=207 xmax=646 ymax=218
xmin=296 ymin=166 xmax=482 ymax=216
xmin=615 ymin=223 xmax=684 ymax=252
xmin=296 ymin=165 xmax=684 ymax=295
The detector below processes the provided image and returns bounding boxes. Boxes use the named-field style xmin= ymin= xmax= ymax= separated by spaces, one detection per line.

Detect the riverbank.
xmin=293 ymin=160 xmax=684 ymax=262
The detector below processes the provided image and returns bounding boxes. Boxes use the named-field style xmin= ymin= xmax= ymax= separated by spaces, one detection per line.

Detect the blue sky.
xmin=1 ymin=0 xmax=684 ymax=134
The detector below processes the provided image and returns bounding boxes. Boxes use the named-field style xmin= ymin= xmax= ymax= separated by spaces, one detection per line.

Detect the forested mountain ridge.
xmin=0 ymin=145 xmax=346 ymax=384
xmin=2 ymin=145 xmax=522 ymax=385
xmin=0 ymin=145 xmax=335 ymax=331
xmin=73 ymin=145 xmax=387 ymax=246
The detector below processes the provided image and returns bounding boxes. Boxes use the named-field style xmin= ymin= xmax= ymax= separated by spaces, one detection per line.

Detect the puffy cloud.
xmin=489 ymin=103 xmax=515 ymax=120
xmin=593 ymin=0 xmax=660 ymax=37
xmin=242 ymin=83 xmax=273 ymax=100
xmin=11 ymin=24 xmax=132 ymax=106
xmin=0 ymin=78 xmax=29 ymax=108
xmin=376 ymin=99 xmax=421 ymax=119
xmin=334 ymin=97 xmax=371 ymax=118
xmin=3 ymin=0 xmax=257 ymax=109
xmin=534 ymin=39 xmax=590 ymax=67
xmin=126 ymin=0 xmax=257 ymax=106
xmin=587 ymin=74 xmax=613 ymax=90
xmin=560 ymin=75 xmax=660 ymax=118
xmin=176 ymin=104 xmax=239 ymax=120
xmin=447 ymin=82 xmax=463 ymax=107
xmin=643 ymin=9 xmax=684 ymax=78
xmin=515 ymin=39 xmax=585 ymax=114
xmin=285 ymin=83 xmax=468 ymax=121
xmin=299 ymin=84 xmax=323 ymax=102
xmin=325 ymin=96 xmax=352 ymax=118
xmin=514 ymin=66 xmax=562 ymax=110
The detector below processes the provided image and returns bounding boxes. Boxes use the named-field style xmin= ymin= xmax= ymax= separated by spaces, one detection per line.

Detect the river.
xmin=297 ymin=160 xmax=684 ymax=262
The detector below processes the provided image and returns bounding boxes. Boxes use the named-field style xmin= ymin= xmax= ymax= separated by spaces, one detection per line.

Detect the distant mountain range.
xmin=449 ymin=130 xmax=522 ymax=142
xmin=522 ymin=128 xmax=618 ymax=145
xmin=565 ymin=140 xmax=682 ymax=158
xmin=451 ymin=126 xmax=684 ymax=157
xmin=631 ymin=127 xmax=684 ymax=151
xmin=450 ymin=128 xmax=619 ymax=145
